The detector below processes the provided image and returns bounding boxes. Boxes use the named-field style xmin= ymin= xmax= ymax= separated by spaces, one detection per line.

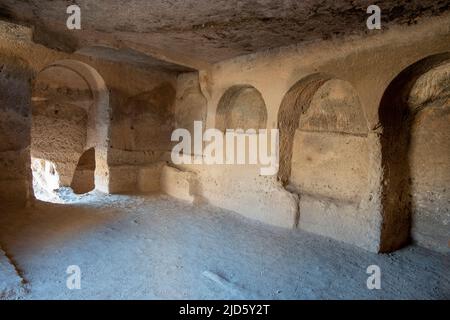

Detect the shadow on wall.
xmin=31 ymin=148 xmax=96 ymax=202
xmin=71 ymin=147 xmax=96 ymax=194
xmin=379 ymin=52 xmax=450 ymax=253
xmin=0 ymin=54 xmax=33 ymax=205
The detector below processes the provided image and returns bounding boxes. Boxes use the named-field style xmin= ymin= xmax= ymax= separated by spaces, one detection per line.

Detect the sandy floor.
xmin=0 ymin=192 xmax=449 ymax=300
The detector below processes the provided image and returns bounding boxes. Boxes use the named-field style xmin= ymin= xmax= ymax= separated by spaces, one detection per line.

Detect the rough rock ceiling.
xmin=0 ymin=0 xmax=449 ymax=69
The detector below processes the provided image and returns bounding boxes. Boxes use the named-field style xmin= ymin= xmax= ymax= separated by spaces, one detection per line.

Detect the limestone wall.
xmin=31 ymin=65 xmax=90 ymax=186
xmin=1 ymin=17 xmax=449 ymax=253
xmin=173 ymin=16 xmax=450 ymax=252
xmin=379 ymin=57 xmax=450 ymax=253
xmin=0 ymin=23 xmax=179 ymax=194
xmin=408 ymin=62 xmax=450 ymax=252
xmin=0 ymin=55 xmax=33 ymax=205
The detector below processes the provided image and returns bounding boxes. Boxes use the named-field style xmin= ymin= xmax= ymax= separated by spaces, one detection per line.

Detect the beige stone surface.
xmin=0 ymin=55 xmax=33 ymax=205
xmin=291 ymin=131 xmax=369 ymax=202
xmin=1 ymin=0 xmax=449 ymax=66
xmin=160 ymin=165 xmax=196 ymax=203
xmin=137 ymin=162 xmax=166 ymax=193
xmin=0 ymin=10 xmax=449 ymax=254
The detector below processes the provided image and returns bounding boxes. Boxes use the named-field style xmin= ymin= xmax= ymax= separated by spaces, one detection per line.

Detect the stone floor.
xmin=0 ymin=192 xmax=448 ymax=299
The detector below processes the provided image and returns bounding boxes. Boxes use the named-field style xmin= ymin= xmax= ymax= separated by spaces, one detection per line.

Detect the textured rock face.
xmin=410 ymin=104 xmax=450 ymax=252
xmin=275 ymin=76 xmax=375 ymax=250
xmin=31 ymin=65 xmax=91 ymax=187
xmin=290 ymin=79 xmax=369 ymax=202
xmin=0 ymin=5 xmax=449 ymax=256
xmin=388 ymin=59 xmax=450 ymax=253
xmin=379 ymin=54 xmax=450 ymax=253
xmin=1 ymin=0 xmax=449 ymax=66
xmin=0 ymin=55 xmax=32 ymax=205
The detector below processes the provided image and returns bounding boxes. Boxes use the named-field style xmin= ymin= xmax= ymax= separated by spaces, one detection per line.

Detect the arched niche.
xmin=379 ymin=52 xmax=450 ymax=252
xmin=216 ymin=85 xmax=268 ymax=132
xmin=31 ymin=59 xmax=110 ymax=194
xmin=278 ymin=74 xmax=369 ymax=202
